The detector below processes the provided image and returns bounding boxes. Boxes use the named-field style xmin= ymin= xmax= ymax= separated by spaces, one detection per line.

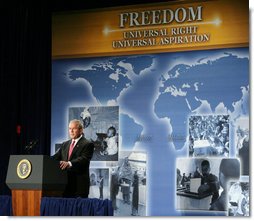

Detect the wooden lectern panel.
xmin=12 ymin=190 xmax=42 ymax=216
xmin=12 ymin=190 xmax=64 ymax=216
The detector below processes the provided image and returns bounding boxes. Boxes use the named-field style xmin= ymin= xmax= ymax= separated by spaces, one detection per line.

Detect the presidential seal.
xmin=17 ymin=159 xmax=32 ymax=179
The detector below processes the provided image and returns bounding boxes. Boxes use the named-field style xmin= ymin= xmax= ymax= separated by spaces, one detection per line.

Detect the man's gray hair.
xmin=69 ymin=119 xmax=84 ymax=129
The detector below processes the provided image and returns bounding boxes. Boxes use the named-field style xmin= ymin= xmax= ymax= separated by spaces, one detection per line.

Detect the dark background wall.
xmin=0 ymin=0 xmax=172 ymax=195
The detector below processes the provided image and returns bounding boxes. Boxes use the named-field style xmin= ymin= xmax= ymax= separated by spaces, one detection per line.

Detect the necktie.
xmin=68 ymin=140 xmax=75 ymax=160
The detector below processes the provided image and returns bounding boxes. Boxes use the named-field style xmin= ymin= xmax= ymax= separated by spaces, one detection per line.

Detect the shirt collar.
xmin=72 ymin=135 xmax=83 ymax=144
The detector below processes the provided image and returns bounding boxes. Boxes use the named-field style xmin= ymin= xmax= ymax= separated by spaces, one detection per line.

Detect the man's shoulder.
xmin=62 ymin=139 xmax=71 ymax=147
xmin=78 ymin=137 xmax=94 ymax=146
xmin=208 ymin=173 xmax=218 ymax=181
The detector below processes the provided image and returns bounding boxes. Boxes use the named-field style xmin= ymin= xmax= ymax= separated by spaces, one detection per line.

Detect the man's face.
xmin=201 ymin=165 xmax=210 ymax=176
xmin=69 ymin=122 xmax=82 ymax=139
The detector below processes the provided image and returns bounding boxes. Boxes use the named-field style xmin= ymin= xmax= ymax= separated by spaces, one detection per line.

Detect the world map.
xmin=65 ymin=49 xmax=249 ymax=151
xmin=52 ymin=47 xmax=249 ymax=215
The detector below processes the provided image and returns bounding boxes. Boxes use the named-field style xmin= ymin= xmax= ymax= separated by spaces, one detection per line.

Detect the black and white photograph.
xmin=107 ymin=151 xmax=147 ymax=216
xmin=188 ymin=115 xmax=230 ymax=157
xmin=69 ymin=106 xmax=119 ymax=161
xmin=228 ymin=180 xmax=249 ymax=216
xmin=89 ymin=168 xmax=109 ymax=200
xmin=176 ymin=158 xmax=240 ymax=211
xmin=235 ymin=117 xmax=249 ymax=175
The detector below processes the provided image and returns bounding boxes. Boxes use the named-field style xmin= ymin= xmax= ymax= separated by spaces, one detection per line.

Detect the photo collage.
xmin=176 ymin=115 xmax=249 ymax=215
xmin=54 ymin=106 xmax=147 ymax=216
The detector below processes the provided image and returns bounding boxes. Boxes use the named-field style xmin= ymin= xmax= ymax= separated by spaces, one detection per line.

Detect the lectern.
xmin=6 ymin=155 xmax=67 ymax=216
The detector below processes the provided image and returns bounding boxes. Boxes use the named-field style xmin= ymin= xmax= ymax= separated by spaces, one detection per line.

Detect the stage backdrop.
xmin=51 ymin=0 xmax=249 ymax=216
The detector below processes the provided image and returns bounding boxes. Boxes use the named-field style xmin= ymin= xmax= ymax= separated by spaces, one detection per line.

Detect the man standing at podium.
xmin=52 ymin=119 xmax=94 ymax=198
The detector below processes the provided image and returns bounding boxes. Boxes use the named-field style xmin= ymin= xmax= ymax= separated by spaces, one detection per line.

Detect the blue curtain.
xmin=40 ymin=197 xmax=113 ymax=216
xmin=0 ymin=196 xmax=12 ymax=216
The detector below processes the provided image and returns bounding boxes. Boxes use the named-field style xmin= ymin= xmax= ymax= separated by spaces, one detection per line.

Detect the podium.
xmin=6 ymin=155 xmax=67 ymax=216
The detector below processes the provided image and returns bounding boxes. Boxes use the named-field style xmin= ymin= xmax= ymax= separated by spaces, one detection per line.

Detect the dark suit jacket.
xmin=52 ymin=136 xmax=94 ymax=197
xmin=200 ymin=173 xmax=220 ymax=204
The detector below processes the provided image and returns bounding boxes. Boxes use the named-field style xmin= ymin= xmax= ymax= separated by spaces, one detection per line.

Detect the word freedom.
xmin=119 ymin=6 xmax=203 ymax=28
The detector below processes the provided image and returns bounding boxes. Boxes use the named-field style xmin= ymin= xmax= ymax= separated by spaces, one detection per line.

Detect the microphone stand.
xmin=24 ymin=139 xmax=38 ymax=154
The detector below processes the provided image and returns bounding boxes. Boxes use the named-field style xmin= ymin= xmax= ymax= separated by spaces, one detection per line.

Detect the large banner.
xmin=52 ymin=0 xmax=249 ymax=216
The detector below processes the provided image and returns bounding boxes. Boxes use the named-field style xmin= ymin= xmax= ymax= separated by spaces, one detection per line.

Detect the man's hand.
xmin=60 ymin=161 xmax=70 ymax=170
xmin=198 ymin=184 xmax=210 ymax=195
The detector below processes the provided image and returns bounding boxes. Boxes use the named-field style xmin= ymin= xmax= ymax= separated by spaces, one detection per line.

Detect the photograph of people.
xmin=107 ymin=151 xmax=147 ymax=216
xmin=100 ymin=126 xmax=118 ymax=156
xmin=188 ymin=115 xmax=229 ymax=157
xmin=228 ymin=181 xmax=249 ymax=216
xmin=69 ymin=106 xmax=119 ymax=161
xmin=52 ymin=119 xmax=94 ymax=198
xmin=235 ymin=117 xmax=249 ymax=175
xmin=89 ymin=168 xmax=109 ymax=200
xmin=176 ymin=158 xmax=240 ymax=211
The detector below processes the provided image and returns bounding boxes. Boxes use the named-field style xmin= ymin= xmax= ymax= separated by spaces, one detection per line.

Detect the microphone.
xmin=25 ymin=139 xmax=39 ymax=153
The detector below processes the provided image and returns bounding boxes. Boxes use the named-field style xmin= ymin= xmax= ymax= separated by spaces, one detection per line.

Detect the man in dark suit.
xmin=98 ymin=175 xmax=104 ymax=200
xmin=198 ymin=160 xmax=220 ymax=204
xmin=52 ymin=119 xmax=94 ymax=198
